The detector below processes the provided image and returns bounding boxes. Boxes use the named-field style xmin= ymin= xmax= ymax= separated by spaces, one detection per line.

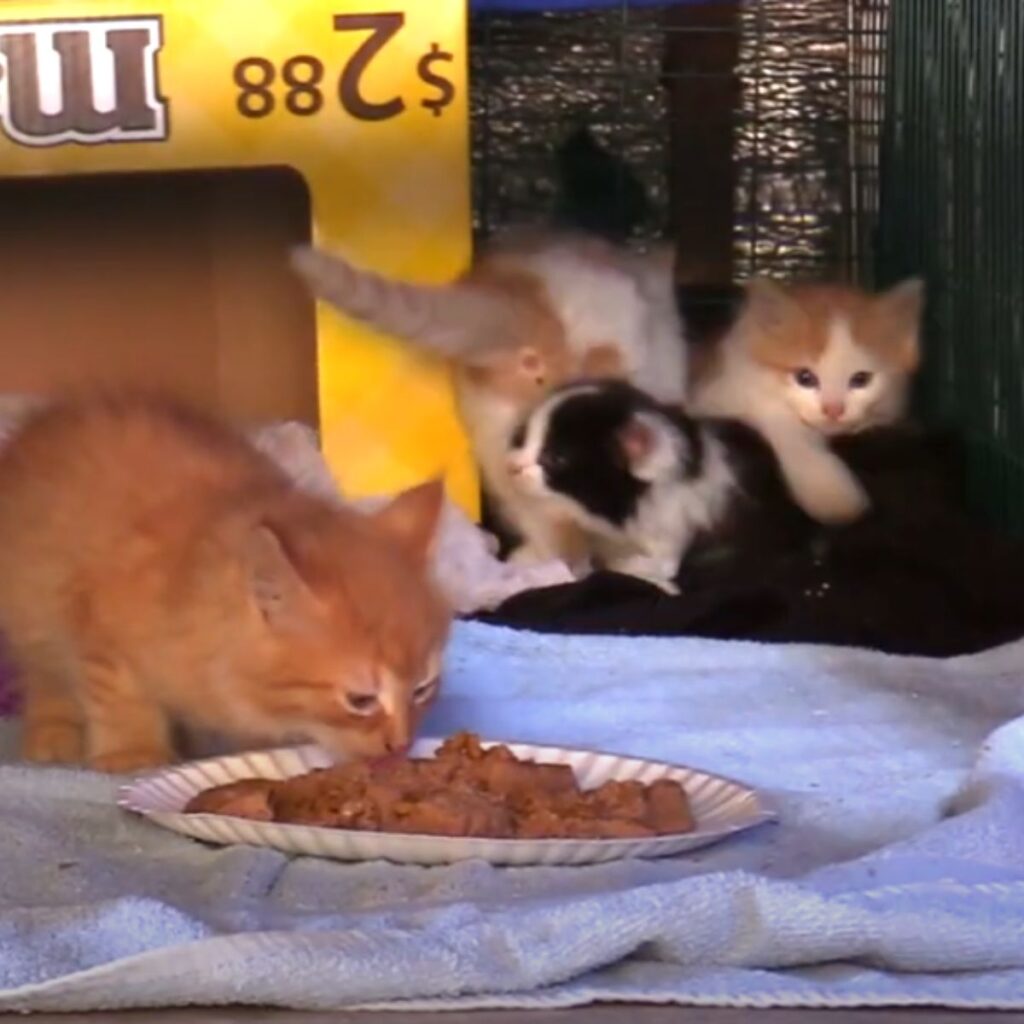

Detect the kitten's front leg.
xmin=18 ymin=652 xmax=85 ymax=765
xmin=604 ymin=551 xmax=681 ymax=595
xmin=507 ymin=538 xmax=557 ymax=566
xmin=79 ymin=653 xmax=175 ymax=773
xmin=506 ymin=501 xmax=590 ymax=574
xmin=762 ymin=421 xmax=869 ymax=524
xmin=787 ymin=444 xmax=869 ymax=524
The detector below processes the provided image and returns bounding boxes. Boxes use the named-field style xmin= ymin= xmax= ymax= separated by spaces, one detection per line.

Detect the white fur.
xmin=460 ymin=240 xmax=687 ymax=563
xmin=456 ymin=380 xmax=579 ymax=565
xmin=691 ymin=309 xmax=912 ymax=524
xmin=292 ymin=233 xmax=688 ymax=564
xmin=780 ymin=316 xmax=909 ymax=435
xmin=509 ymin=388 xmax=738 ymax=593
xmin=597 ymin=432 xmax=736 ymax=593
xmin=502 ymin=383 xmax=598 ymax=570
xmin=504 ymin=240 xmax=687 ymax=403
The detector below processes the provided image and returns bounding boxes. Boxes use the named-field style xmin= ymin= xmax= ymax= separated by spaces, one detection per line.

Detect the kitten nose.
xmin=507 ymin=452 xmax=528 ymax=476
xmin=822 ymin=400 xmax=846 ymax=421
xmin=384 ymin=714 xmax=411 ymax=755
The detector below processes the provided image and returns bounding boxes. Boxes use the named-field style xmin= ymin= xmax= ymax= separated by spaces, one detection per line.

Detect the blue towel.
xmin=2 ymin=622 xmax=1024 ymax=1012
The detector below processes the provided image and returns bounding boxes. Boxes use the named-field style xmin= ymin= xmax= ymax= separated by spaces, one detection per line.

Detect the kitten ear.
xmin=290 ymin=245 xmax=519 ymax=358
xmin=244 ymin=524 xmax=314 ymax=628
xmin=742 ymin=277 xmax=798 ymax=334
xmin=874 ymin=276 xmax=925 ymax=370
xmin=371 ymin=478 xmax=445 ymax=564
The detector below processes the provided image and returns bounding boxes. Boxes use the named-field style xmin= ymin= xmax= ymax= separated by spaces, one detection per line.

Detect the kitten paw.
xmin=89 ymin=748 xmax=173 ymax=775
xmin=801 ymin=474 xmax=871 ymax=525
xmin=605 ymin=556 xmax=680 ymax=594
xmin=23 ymin=722 xmax=84 ymax=765
xmin=650 ymin=577 xmax=681 ymax=596
xmin=507 ymin=542 xmax=551 ymax=567
xmin=618 ymin=571 xmax=679 ymax=595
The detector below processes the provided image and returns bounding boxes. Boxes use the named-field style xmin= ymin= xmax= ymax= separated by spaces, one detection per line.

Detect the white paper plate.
xmin=118 ymin=738 xmax=776 ymax=866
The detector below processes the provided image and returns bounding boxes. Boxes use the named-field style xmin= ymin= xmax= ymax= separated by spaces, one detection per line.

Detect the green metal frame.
xmin=878 ymin=0 xmax=1024 ymax=531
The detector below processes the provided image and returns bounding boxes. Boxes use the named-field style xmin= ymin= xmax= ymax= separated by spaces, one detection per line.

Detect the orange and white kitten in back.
xmin=0 ymin=394 xmax=450 ymax=774
xmin=291 ymin=230 xmax=687 ymax=569
xmin=691 ymin=277 xmax=924 ymax=524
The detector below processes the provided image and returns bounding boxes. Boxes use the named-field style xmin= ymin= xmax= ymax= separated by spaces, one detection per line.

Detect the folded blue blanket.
xmin=2 ymin=623 xmax=1024 ymax=1012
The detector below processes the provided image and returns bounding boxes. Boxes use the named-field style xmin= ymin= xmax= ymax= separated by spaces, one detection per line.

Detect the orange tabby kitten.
xmin=0 ymin=394 xmax=450 ymax=773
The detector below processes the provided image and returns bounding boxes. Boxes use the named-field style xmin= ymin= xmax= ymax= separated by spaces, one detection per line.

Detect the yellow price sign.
xmin=231 ymin=15 xmax=456 ymax=123
xmin=0 ymin=0 xmax=478 ymax=517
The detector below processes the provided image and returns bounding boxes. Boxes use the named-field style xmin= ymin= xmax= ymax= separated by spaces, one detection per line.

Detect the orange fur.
xmin=691 ymin=276 xmax=924 ymax=525
xmin=461 ymin=240 xmax=642 ymax=399
xmin=458 ymin=262 xmax=576 ymax=403
xmin=0 ymin=393 xmax=450 ymax=773
xmin=739 ymin=279 xmax=922 ymax=374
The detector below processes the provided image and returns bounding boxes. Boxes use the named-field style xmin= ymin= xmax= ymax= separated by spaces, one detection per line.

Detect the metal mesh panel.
xmin=469 ymin=1 xmax=889 ymax=284
xmin=731 ymin=0 xmax=887 ymax=279
xmin=878 ymin=0 xmax=1024 ymax=531
xmin=469 ymin=6 xmax=670 ymax=242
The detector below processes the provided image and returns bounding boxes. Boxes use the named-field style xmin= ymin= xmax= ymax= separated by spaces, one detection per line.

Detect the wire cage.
xmin=469 ymin=0 xmax=889 ymax=286
xmin=469 ymin=0 xmax=1024 ymax=528
xmin=877 ymin=0 xmax=1024 ymax=532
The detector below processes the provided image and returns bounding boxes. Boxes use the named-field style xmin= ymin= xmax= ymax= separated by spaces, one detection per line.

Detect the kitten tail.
xmin=290 ymin=246 xmax=518 ymax=359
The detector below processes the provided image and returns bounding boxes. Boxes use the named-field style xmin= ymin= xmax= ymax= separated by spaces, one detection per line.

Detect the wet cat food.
xmin=185 ymin=732 xmax=695 ymax=839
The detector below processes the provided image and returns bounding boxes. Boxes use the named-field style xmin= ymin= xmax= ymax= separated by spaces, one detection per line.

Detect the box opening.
xmin=0 ymin=165 xmax=317 ymax=426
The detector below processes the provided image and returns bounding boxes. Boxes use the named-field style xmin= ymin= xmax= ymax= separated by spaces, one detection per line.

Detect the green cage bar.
xmin=878 ymin=1 xmax=1023 ymax=532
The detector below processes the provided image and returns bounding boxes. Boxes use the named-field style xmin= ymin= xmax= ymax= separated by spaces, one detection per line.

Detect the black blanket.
xmin=476 ymin=427 xmax=1024 ymax=657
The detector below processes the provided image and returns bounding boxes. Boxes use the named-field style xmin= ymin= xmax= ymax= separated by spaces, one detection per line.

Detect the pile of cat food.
xmin=185 ymin=732 xmax=695 ymax=839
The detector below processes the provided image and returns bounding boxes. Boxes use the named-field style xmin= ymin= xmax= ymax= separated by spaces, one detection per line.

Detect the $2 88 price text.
xmin=232 ymin=12 xmax=455 ymax=121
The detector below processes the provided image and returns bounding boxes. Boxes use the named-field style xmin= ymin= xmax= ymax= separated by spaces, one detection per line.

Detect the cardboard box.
xmin=0 ymin=0 xmax=478 ymax=515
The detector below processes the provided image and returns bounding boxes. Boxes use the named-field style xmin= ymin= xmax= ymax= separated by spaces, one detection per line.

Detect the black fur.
xmin=689 ymin=417 xmax=816 ymax=571
xmin=483 ymin=423 xmax=1024 ymax=659
xmin=514 ymin=381 xmax=699 ymax=527
xmin=517 ymin=378 xmax=810 ymax=550
xmin=553 ymin=125 xmax=652 ymax=243
xmin=509 ymin=379 xmax=819 ymax=581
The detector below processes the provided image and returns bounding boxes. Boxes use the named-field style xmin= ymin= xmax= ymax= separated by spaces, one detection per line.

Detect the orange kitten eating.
xmin=0 ymin=394 xmax=450 ymax=774
xmin=691 ymin=277 xmax=924 ymax=524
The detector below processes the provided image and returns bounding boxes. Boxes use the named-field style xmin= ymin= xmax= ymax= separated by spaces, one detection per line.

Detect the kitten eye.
xmin=849 ymin=371 xmax=874 ymax=389
xmin=510 ymin=423 xmax=526 ymax=450
xmin=413 ymin=677 xmax=439 ymax=705
xmin=343 ymin=692 xmax=379 ymax=716
xmin=793 ymin=368 xmax=819 ymax=389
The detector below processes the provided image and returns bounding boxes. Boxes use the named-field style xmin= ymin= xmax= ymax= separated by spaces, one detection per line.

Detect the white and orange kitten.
xmin=691 ymin=277 xmax=924 ymax=523
xmin=291 ymin=229 xmax=687 ymax=568
xmin=0 ymin=393 xmax=450 ymax=773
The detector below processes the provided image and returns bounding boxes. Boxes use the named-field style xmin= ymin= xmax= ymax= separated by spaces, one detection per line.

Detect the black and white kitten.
xmin=506 ymin=379 xmax=802 ymax=593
